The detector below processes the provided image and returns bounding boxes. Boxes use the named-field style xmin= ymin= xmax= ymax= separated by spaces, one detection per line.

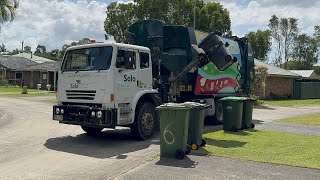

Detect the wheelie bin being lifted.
xmin=156 ymin=103 xmax=191 ymax=159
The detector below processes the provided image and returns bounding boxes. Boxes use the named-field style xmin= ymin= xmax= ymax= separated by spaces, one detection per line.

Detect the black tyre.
xmin=214 ymin=100 xmax=223 ymax=125
xmin=131 ymin=102 xmax=156 ymax=140
xmin=185 ymin=145 xmax=191 ymax=155
xmin=81 ymin=126 xmax=103 ymax=135
xmin=176 ymin=150 xmax=185 ymax=159
xmin=251 ymin=123 xmax=255 ymax=129
xmin=200 ymin=138 xmax=207 ymax=147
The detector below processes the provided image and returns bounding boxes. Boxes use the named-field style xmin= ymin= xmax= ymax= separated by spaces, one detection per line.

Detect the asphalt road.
xmin=1 ymin=96 xmax=320 ymax=179
xmin=0 ymin=96 xmax=159 ymax=179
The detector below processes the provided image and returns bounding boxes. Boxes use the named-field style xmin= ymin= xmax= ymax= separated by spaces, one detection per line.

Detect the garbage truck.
xmin=53 ymin=20 xmax=254 ymax=140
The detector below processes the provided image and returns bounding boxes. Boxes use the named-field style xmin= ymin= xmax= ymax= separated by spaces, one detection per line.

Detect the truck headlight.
xmin=55 ymin=108 xmax=60 ymax=115
xmin=97 ymin=111 xmax=102 ymax=119
xmin=91 ymin=111 xmax=96 ymax=118
xmin=60 ymin=108 xmax=64 ymax=115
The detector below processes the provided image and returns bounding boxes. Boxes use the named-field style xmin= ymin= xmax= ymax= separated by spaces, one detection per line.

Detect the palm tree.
xmin=0 ymin=0 xmax=19 ymax=23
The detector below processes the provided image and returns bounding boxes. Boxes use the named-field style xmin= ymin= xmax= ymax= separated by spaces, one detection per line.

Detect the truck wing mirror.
xmin=199 ymin=33 xmax=236 ymax=71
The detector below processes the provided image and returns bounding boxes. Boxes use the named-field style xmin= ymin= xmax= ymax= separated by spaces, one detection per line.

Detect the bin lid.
xmin=180 ymin=102 xmax=210 ymax=109
xmin=156 ymin=103 xmax=191 ymax=111
xmin=220 ymin=96 xmax=247 ymax=101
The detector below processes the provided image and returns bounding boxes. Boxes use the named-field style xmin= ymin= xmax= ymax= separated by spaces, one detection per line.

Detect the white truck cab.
xmin=53 ymin=42 xmax=162 ymax=140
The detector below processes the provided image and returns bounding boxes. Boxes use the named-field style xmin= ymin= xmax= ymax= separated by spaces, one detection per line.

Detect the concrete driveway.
xmin=0 ymin=95 xmax=319 ymax=179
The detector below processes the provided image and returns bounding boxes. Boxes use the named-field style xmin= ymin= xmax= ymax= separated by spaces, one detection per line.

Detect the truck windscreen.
xmin=62 ymin=46 xmax=113 ymax=72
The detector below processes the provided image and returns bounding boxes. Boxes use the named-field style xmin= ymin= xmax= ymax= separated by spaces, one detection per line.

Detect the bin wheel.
xmin=251 ymin=123 xmax=255 ymax=129
xmin=200 ymin=139 xmax=207 ymax=146
xmin=185 ymin=145 xmax=191 ymax=155
xmin=176 ymin=150 xmax=185 ymax=159
xmin=191 ymin=143 xmax=199 ymax=150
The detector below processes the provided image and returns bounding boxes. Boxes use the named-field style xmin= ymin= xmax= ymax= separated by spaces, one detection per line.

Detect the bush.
xmin=268 ymin=92 xmax=292 ymax=100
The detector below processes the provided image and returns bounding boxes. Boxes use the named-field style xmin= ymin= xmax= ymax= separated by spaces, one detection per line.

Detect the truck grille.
xmin=66 ymin=90 xmax=96 ymax=100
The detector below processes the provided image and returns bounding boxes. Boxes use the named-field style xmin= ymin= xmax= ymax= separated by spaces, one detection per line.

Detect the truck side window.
xmin=140 ymin=52 xmax=149 ymax=69
xmin=116 ymin=50 xmax=136 ymax=70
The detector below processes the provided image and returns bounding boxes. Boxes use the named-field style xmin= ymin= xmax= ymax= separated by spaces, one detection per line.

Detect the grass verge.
xmin=0 ymin=87 xmax=46 ymax=93
xmin=201 ymin=130 xmax=320 ymax=169
xmin=275 ymin=113 xmax=320 ymax=126
xmin=263 ymin=99 xmax=320 ymax=107
xmin=47 ymin=98 xmax=58 ymax=103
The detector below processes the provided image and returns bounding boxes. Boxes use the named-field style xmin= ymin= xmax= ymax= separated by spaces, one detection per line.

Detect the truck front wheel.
xmin=81 ymin=126 xmax=103 ymax=135
xmin=131 ymin=102 xmax=156 ymax=140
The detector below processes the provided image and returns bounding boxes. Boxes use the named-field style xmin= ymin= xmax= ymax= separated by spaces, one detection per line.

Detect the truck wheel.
xmin=214 ymin=100 xmax=223 ymax=125
xmin=81 ymin=126 xmax=103 ymax=135
xmin=131 ymin=102 xmax=156 ymax=140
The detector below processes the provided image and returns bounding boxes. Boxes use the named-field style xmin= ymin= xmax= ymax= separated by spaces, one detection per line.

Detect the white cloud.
xmin=0 ymin=0 xmax=108 ymax=51
xmin=218 ymin=0 xmax=320 ymax=35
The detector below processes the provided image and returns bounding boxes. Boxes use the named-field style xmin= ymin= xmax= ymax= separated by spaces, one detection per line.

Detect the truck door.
xmin=115 ymin=49 xmax=139 ymax=103
xmin=137 ymin=52 xmax=152 ymax=90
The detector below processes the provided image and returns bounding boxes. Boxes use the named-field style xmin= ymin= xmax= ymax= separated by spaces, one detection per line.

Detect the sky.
xmin=0 ymin=0 xmax=319 ymax=55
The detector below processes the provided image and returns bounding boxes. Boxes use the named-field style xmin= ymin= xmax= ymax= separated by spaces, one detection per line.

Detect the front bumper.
xmin=53 ymin=105 xmax=117 ymax=128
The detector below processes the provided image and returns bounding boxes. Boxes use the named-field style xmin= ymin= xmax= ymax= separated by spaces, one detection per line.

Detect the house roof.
xmin=0 ymin=55 xmax=38 ymax=70
xmin=254 ymin=59 xmax=301 ymax=78
xmin=15 ymin=61 xmax=60 ymax=72
xmin=12 ymin=53 xmax=54 ymax=64
xmin=289 ymin=70 xmax=317 ymax=78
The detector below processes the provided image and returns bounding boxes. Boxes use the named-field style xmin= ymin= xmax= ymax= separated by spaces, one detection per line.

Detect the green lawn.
xmin=275 ymin=113 xmax=320 ymax=126
xmin=5 ymin=93 xmax=55 ymax=97
xmin=264 ymin=99 xmax=320 ymax=107
xmin=0 ymin=86 xmax=46 ymax=93
xmin=47 ymin=98 xmax=58 ymax=103
xmin=200 ymin=130 xmax=320 ymax=169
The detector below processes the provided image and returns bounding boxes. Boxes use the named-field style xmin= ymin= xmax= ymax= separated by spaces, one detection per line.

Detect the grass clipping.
xmin=201 ymin=130 xmax=320 ymax=169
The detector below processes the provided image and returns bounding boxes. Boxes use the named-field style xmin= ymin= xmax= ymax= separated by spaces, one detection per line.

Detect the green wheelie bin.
xmin=156 ymin=103 xmax=191 ymax=159
xmin=181 ymin=102 xmax=210 ymax=150
xmin=220 ymin=97 xmax=244 ymax=132
xmin=242 ymin=98 xmax=256 ymax=129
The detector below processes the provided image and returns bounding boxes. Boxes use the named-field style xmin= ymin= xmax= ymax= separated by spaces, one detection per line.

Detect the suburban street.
xmin=1 ymin=96 xmax=320 ymax=179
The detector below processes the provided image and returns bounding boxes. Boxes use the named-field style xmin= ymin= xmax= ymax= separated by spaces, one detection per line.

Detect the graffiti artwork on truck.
xmin=194 ymin=31 xmax=242 ymax=94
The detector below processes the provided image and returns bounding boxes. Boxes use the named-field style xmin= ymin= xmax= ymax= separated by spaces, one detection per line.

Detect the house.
xmin=289 ymin=70 xmax=319 ymax=79
xmin=12 ymin=53 xmax=54 ymax=64
xmin=0 ymin=55 xmax=37 ymax=85
xmin=14 ymin=61 xmax=60 ymax=90
xmin=254 ymin=59 xmax=301 ymax=99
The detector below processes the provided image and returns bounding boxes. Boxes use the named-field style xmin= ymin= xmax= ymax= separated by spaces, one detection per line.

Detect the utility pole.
xmin=21 ymin=41 xmax=24 ymax=53
xmin=194 ymin=0 xmax=196 ymax=29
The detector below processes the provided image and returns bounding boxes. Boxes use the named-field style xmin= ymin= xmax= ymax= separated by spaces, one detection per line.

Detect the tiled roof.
xmin=12 ymin=53 xmax=54 ymax=63
xmin=15 ymin=61 xmax=60 ymax=71
xmin=0 ymin=55 xmax=37 ymax=70
xmin=255 ymin=59 xmax=301 ymax=78
xmin=289 ymin=70 xmax=316 ymax=78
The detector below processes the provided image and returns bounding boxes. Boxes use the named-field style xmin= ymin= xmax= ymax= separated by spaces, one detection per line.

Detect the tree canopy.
xmin=246 ymin=29 xmax=272 ymax=61
xmin=104 ymin=0 xmax=232 ymax=41
xmin=0 ymin=0 xmax=19 ymax=32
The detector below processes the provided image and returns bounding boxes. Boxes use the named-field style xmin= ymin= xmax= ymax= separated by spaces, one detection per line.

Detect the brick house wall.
xmin=265 ymin=76 xmax=296 ymax=98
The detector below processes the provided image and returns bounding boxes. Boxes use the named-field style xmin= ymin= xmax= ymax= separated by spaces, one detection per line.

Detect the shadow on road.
xmin=44 ymin=128 xmax=159 ymax=159
xmin=156 ymin=156 xmax=198 ymax=168
xmin=252 ymin=119 xmax=264 ymax=125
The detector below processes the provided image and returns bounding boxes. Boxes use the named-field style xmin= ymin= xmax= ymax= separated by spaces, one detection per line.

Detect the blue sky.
xmin=0 ymin=0 xmax=319 ymax=63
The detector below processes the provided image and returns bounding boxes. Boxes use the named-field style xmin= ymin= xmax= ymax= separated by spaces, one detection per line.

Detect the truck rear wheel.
xmin=131 ymin=102 xmax=156 ymax=140
xmin=214 ymin=100 xmax=223 ymax=125
xmin=81 ymin=126 xmax=103 ymax=135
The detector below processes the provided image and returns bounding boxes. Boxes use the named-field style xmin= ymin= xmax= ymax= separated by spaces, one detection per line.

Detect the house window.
xmin=43 ymin=73 xmax=47 ymax=80
xmin=15 ymin=72 xmax=22 ymax=80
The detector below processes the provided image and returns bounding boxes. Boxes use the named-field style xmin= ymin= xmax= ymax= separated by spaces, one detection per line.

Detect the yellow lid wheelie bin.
xmin=156 ymin=103 xmax=191 ymax=159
